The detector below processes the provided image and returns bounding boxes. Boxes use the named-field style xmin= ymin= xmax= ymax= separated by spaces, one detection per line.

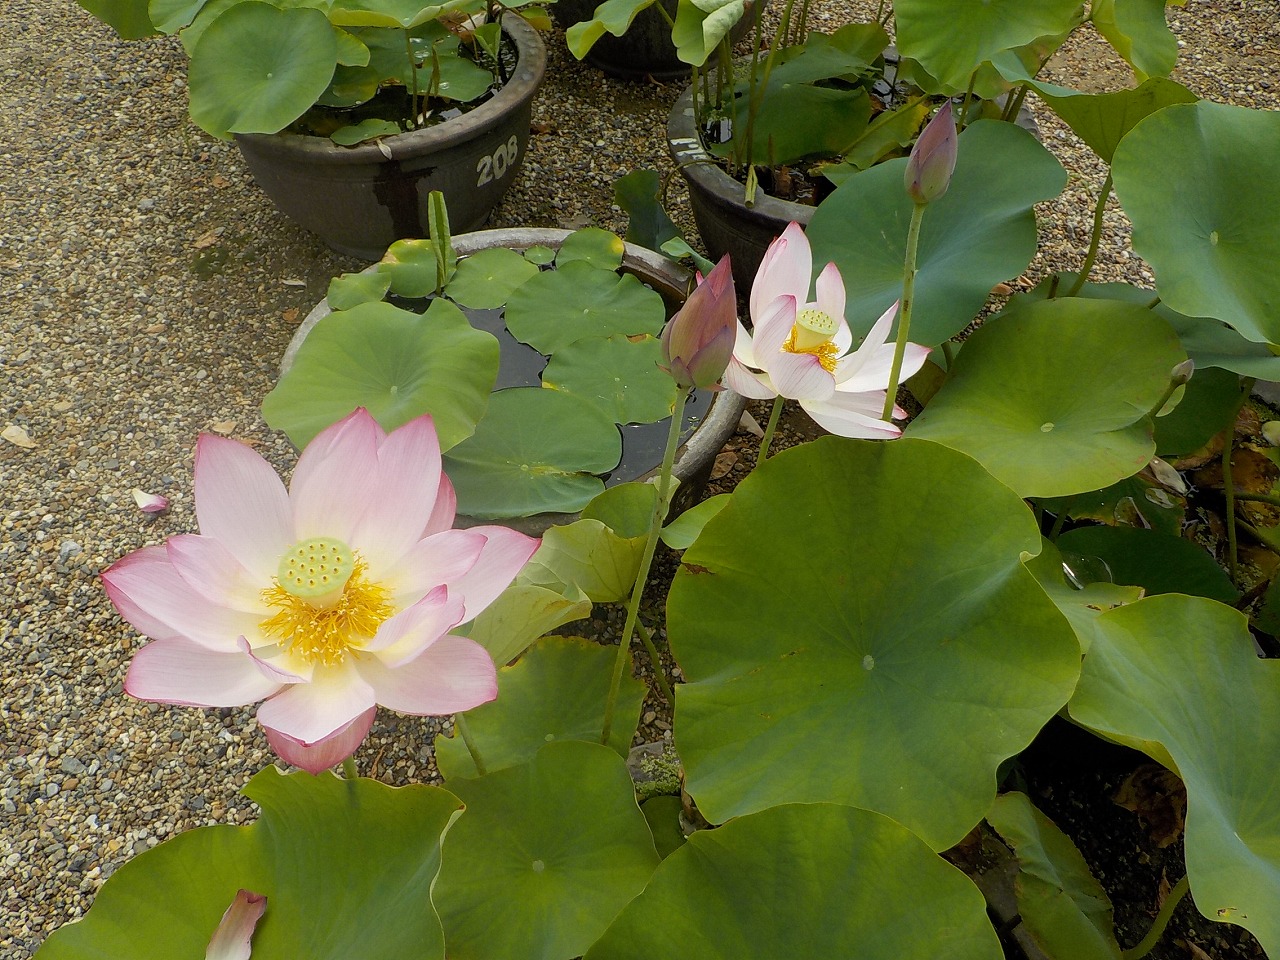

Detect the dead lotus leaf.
xmin=282 ymin=308 xmax=301 ymax=325
xmin=1114 ymin=763 xmax=1186 ymax=849
xmin=711 ymin=451 xmax=737 ymax=480
xmin=145 ymin=323 xmax=166 ymax=334
xmin=2 ymin=424 xmax=37 ymax=449
xmin=211 ymin=174 xmax=231 ymax=189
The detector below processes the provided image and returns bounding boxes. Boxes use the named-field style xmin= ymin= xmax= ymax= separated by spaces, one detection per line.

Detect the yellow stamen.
xmin=783 ymin=308 xmax=841 ymax=374
xmin=259 ymin=555 xmax=393 ymax=666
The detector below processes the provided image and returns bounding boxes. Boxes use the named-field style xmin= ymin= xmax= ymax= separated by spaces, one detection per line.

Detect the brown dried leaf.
xmin=282 ymin=307 xmax=301 ymax=325
xmin=1114 ymin=763 xmax=1187 ymax=848
xmin=531 ymin=119 xmax=557 ymax=135
xmin=990 ymin=282 xmax=1014 ymax=296
xmin=210 ymin=420 xmax=237 ymax=436
xmin=145 ymin=322 xmax=166 ymax=334
xmin=193 ymin=227 xmax=224 ymax=250
xmin=1191 ymin=447 xmax=1278 ymax=494
xmin=2 ymin=424 xmax=37 ymax=449
xmin=711 ymin=451 xmax=737 ymax=480
xmin=211 ymin=174 xmax=231 ymax=189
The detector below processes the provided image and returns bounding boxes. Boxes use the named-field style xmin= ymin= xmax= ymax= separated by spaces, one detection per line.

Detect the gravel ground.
xmin=2 ymin=1 xmax=1277 ymax=955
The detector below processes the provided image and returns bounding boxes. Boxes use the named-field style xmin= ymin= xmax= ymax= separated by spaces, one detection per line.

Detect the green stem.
xmin=883 ymin=202 xmax=928 ymax=422
xmin=1066 ymin=171 xmax=1114 ymax=297
xmin=1047 ymin=494 xmax=1076 ymax=541
xmin=634 ymin=620 xmax=675 ymax=708
xmin=602 ymin=390 xmax=690 ymax=745
xmin=405 ymin=29 xmax=420 ymax=128
xmin=1145 ymin=295 xmax=1162 ymax=310
xmin=758 ymin=395 xmax=785 ymax=462
xmin=1222 ymin=377 xmax=1257 ymax=581
xmin=940 ymin=339 xmax=955 ymax=371
xmin=1142 ymin=375 xmax=1186 ymax=422
xmin=1120 ymin=874 xmax=1189 ymax=960
xmin=959 ymin=71 xmax=977 ymax=129
xmin=455 ymin=713 xmax=487 ymax=776
xmin=341 ymin=757 xmax=358 ymax=780
xmin=1234 ymin=491 xmax=1280 ymax=509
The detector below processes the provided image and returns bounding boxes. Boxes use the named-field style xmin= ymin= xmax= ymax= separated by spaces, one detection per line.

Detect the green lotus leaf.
xmin=505 ymin=261 xmax=666 ymax=355
xmin=763 ymin=22 xmax=888 ymax=87
xmin=556 ymin=227 xmax=626 ymax=270
xmin=1153 ymin=365 xmax=1242 ymax=457
xmin=712 ymin=85 xmax=872 ymax=168
xmin=446 ymin=247 xmax=540 ymax=309
xmin=585 ymin=803 xmax=1002 ymax=960
xmin=333 ymin=26 xmax=371 ymax=65
xmin=78 ymin=0 xmax=156 ymax=37
xmin=519 ymin=518 xmax=646 ymax=603
xmin=434 ymin=636 xmax=647 ymax=778
xmin=1028 ymin=76 xmax=1197 ymax=163
xmin=148 ymin=0 xmax=207 ymax=33
xmin=524 ymin=244 xmax=557 ymax=265
xmin=261 ymin=299 xmax=498 ymax=451
xmin=443 ymin=388 xmax=622 ymax=519
xmin=987 ymin=792 xmax=1121 ymax=960
xmin=672 ymin=0 xmax=747 ymax=67
xmin=616 ymin=169 xmax=681 ymax=253
xmin=1038 ymin=472 xmax=1185 ymax=539
xmin=808 ymin=120 xmax=1067 ymax=346
xmin=177 ymin=0 xmax=237 ymax=53
xmin=320 ymin=63 xmax=382 ymax=106
xmin=666 ymin=437 xmax=1081 ymax=850
xmin=906 ymin=298 xmax=1186 ymax=498
xmin=326 ymin=269 xmax=392 ymax=310
xmin=1067 ymin=595 xmax=1280 ymax=954
xmin=1113 ymin=102 xmax=1280 ymax=345
xmin=543 ymin=335 xmax=677 ymax=425
xmin=329 ymin=0 xmax=455 ymax=27
xmin=188 ymin=3 xmax=338 ymax=138
xmin=660 ymin=493 xmax=729 ymax=549
xmin=462 ymin=578 xmax=592 ymax=668
xmin=1092 ymin=0 xmax=1186 ymax=79
xmin=420 ymin=49 xmax=493 ymax=103
xmin=435 ymin=741 xmax=661 ymax=960
xmin=581 ymin=479 xmax=662 ymax=539
xmin=565 ymin=0 xmax=658 ymax=58
xmin=380 ymin=238 xmax=442 ymax=297
xmin=821 ymin=96 xmax=933 ymax=184
xmin=330 ymin=117 xmax=402 ymax=145
xmin=1024 ymin=541 xmax=1144 ymax=656
xmin=1057 ymin=525 xmax=1238 ymax=604
xmin=639 ymin=796 xmax=686 ymax=860
xmin=37 ymin=769 xmax=461 ymax=960
xmin=894 ymin=0 xmax=1084 ymax=91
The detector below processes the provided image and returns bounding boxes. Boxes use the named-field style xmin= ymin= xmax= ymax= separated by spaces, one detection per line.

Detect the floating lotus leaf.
xmin=262 ymin=299 xmax=498 ymax=451
xmin=434 ymin=636 xmax=646 ymax=778
xmin=330 ymin=117 xmax=401 ymax=145
xmin=435 ymin=741 xmax=660 ymax=960
xmin=906 ymin=298 xmax=1186 ymax=498
xmin=585 ymin=803 xmax=1003 ymax=960
xmin=986 ymin=792 xmax=1121 ymax=960
xmin=37 ymin=769 xmax=461 ymax=960
xmin=666 ymin=437 xmax=1080 ymax=850
xmin=808 ymin=120 xmax=1067 ymax=346
xmin=555 ymin=227 xmax=626 ymax=270
xmin=446 ymin=248 xmax=540 ymax=309
xmin=443 ymin=388 xmax=622 ymax=519
xmin=188 ymin=3 xmax=338 ymax=138
xmin=1067 ymin=595 xmax=1280 ymax=954
xmin=543 ymin=335 xmax=677 ymax=425
xmin=504 ymin=261 xmax=666 ymax=355
xmin=1113 ymin=102 xmax=1280 ymax=345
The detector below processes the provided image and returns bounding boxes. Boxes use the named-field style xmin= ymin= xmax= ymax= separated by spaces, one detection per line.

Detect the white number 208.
xmin=476 ymin=135 xmax=520 ymax=187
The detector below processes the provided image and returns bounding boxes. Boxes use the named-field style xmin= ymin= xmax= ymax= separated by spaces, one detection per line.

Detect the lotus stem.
xmin=455 ymin=713 xmax=487 ymax=776
xmin=602 ymin=390 xmax=689 ymax=745
xmin=341 ymin=757 xmax=359 ymax=780
xmin=883 ymin=201 xmax=928 ymax=422
xmin=1066 ymin=171 xmax=1114 ymax=297
xmin=758 ymin=395 xmax=785 ymax=462
xmin=1047 ymin=494 xmax=1077 ymax=541
xmin=1223 ymin=377 xmax=1257 ymax=581
xmin=1120 ymin=874 xmax=1189 ymax=960
xmin=959 ymin=71 xmax=977 ymax=129
xmin=635 ymin=619 xmax=675 ymax=707
xmin=940 ymin=339 xmax=955 ymax=371
xmin=1233 ymin=491 xmax=1280 ymax=509
xmin=405 ymin=29 xmax=420 ymax=129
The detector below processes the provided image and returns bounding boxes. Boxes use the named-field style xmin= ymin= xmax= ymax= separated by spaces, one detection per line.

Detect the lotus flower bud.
xmin=905 ymin=101 xmax=958 ymax=205
xmin=1170 ymin=358 xmax=1195 ymax=386
xmin=660 ymin=255 xmax=737 ymax=391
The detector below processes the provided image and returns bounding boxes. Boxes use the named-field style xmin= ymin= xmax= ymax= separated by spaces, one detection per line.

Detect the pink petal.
xmin=445 ymin=526 xmax=539 ymax=622
xmin=238 ymin=636 xmax=311 ymax=684
xmin=194 ymin=434 xmax=293 ymax=582
xmin=834 ymin=301 xmax=900 ymax=386
xmin=770 ymin=352 xmax=836 ymax=402
xmin=352 ymin=415 xmax=444 ymax=571
xmin=722 ymin=358 xmax=778 ymax=400
xmin=801 ymin=395 xmax=903 ymax=439
xmin=814 ymin=262 xmax=846 ymax=328
xmin=356 ymin=635 xmax=497 ymax=715
xmin=166 ymin=535 xmax=264 ymax=612
xmin=132 ymin=489 xmax=169 ymax=514
xmin=750 ymin=222 xmax=811 ymax=322
xmin=103 ymin=546 xmax=264 ymax=651
xmin=264 ymin=707 xmax=375 ymax=775
xmin=205 ymin=889 xmax=267 ymax=960
xmin=752 ymin=295 xmax=798 ymax=372
xmin=384 ymin=529 xmax=488 ymax=607
xmin=423 ymin=470 xmax=457 ymax=537
xmin=256 ymin=665 xmax=376 ymax=746
xmin=731 ymin=320 xmax=758 ymax=369
xmin=839 ymin=342 xmax=931 ymax=393
xmin=289 ymin=409 xmax=381 ymax=544
xmin=125 ymin=639 xmax=283 ymax=707
xmin=365 ymin=585 xmax=466 ymax=665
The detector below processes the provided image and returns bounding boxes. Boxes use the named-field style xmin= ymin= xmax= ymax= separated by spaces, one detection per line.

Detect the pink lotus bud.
xmin=660 ymin=255 xmax=738 ymax=391
xmin=905 ymin=102 xmax=958 ymax=205
xmin=131 ymin=488 xmax=169 ymax=513
xmin=206 ymin=889 xmax=267 ymax=960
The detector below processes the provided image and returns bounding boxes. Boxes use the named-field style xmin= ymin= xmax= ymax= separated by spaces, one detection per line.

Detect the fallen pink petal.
xmin=205 ymin=889 xmax=267 ymax=960
xmin=131 ymin=488 xmax=170 ymax=514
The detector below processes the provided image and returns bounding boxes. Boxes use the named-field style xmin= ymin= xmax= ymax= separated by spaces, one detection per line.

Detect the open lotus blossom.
xmin=725 ymin=221 xmax=930 ymax=438
xmin=102 ymin=409 xmax=538 ymax=774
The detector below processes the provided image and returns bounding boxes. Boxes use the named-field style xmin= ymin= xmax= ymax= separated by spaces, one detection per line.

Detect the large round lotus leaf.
xmin=261 ymin=299 xmax=499 ymax=451
xmin=442 ymin=388 xmax=622 ymax=519
xmin=544 ymin=335 xmax=678 ymax=425
xmin=446 ymin=248 xmax=540 ymax=309
xmin=188 ymin=3 xmax=338 ymax=138
xmin=1113 ymin=102 xmax=1280 ymax=345
xmin=148 ymin=0 xmax=207 ymax=34
xmin=434 ymin=636 xmax=646 ymax=779
xmin=666 ymin=437 xmax=1080 ymax=850
xmin=520 ymin=518 xmax=646 ymax=604
xmin=906 ymin=298 xmax=1186 ymax=498
xmin=504 ymin=261 xmax=666 ymax=355
xmin=894 ymin=0 xmax=1084 ymax=91
xmin=1029 ymin=77 xmax=1197 ymax=163
xmin=584 ymin=803 xmax=1002 ymax=960
xmin=435 ymin=740 xmax=661 ymax=960
xmin=37 ymin=768 xmax=461 ymax=960
xmin=77 ymin=0 xmax=155 ymax=37
xmin=1067 ymin=595 xmax=1280 ymax=954
xmin=986 ymin=793 xmax=1120 ymax=960
xmin=1091 ymin=0 xmax=1185 ymax=79
xmin=808 ymin=120 xmax=1067 ymax=346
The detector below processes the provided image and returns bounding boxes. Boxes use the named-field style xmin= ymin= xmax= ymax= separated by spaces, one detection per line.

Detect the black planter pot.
xmin=235 ymin=15 xmax=547 ymax=261
xmin=282 ymin=228 xmax=746 ymax=536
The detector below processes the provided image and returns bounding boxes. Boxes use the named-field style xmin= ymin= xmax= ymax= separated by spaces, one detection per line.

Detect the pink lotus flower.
xmin=102 ymin=409 xmax=538 ymax=774
xmin=725 ymin=222 xmax=930 ymax=438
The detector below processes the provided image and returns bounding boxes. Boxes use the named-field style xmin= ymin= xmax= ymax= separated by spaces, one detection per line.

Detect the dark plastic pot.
xmin=282 ymin=227 xmax=746 ymax=536
xmin=554 ymin=0 xmax=759 ymax=82
xmin=235 ymin=15 xmax=547 ymax=261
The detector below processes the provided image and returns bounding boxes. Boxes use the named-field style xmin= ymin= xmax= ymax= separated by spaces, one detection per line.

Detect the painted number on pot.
xmin=670 ymin=136 xmax=711 ymax=162
xmin=477 ymin=135 xmax=520 ymax=187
